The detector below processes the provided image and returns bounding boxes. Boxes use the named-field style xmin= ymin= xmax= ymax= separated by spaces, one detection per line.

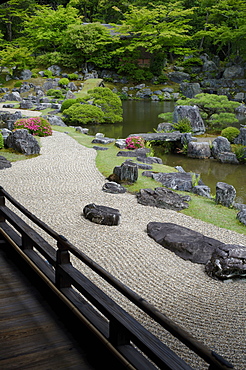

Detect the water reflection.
xmin=159 ymin=152 xmax=245 ymax=203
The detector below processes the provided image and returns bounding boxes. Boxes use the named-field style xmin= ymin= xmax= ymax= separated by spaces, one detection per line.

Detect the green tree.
xmin=0 ymin=0 xmax=38 ymax=42
xmin=194 ymin=0 xmax=246 ymax=59
xmin=62 ymin=22 xmax=115 ymax=68
xmin=0 ymin=44 xmax=34 ymax=73
xmin=176 ymin=93 xmax=240 ymax=129
xmin=19 ymin=4 xmax=80 ymax=53
xmin=114 ymin=3 xmax=194 ymax=58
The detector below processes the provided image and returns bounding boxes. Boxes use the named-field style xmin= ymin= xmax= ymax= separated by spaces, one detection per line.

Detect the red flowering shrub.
xmin=13 ymin=117 xmax=52 ymax=137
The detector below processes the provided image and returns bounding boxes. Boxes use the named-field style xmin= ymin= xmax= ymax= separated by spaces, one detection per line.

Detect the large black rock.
xmin=83 ymin=204 xmax=121 ymax=226
xmin=136 ymin=188 xmax=189 ymax=211
xmin=205 ymin=244 xmax=246 ymax=280
xmin=113 ymin=161 xmax=138 ymax=183
xmin=5 ymin=129 xmax=40 ymax=155
xmin=147 ymin=222 xmax=224 ymax=264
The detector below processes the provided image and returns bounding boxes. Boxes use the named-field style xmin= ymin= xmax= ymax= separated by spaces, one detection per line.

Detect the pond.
xmin=87 ymin=101 xmax=246 ymax=204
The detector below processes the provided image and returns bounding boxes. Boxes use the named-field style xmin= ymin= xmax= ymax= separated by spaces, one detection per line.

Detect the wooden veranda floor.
xmin=0 ymin=243 xmax=124 ymax=370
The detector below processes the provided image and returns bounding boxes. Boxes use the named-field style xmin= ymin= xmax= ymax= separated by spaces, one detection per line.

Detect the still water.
xmin=87 ymin=101 xmax=246 ymax=203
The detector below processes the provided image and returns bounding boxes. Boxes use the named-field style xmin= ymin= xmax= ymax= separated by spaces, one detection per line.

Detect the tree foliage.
xmin=176 ymin=93 xmax=240 ymax=129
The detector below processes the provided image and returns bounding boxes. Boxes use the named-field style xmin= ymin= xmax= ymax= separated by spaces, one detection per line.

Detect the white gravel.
xmin=0 ymin=131 xmax=245 ymax=369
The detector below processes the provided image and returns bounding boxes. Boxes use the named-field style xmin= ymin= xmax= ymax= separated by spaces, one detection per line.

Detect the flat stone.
xmin=93 ymin=146 xmax=109 ymax=151
xmin=137 ymin=156 xmax=163 ymax=164
xmin=137 ymin=188 xmax=189 ymax=211
xmin=153 ymin=172 xmax=203 ymax=192
xmin=83 ymin=203 xmax=121 ymax=226
xmin=102 ymin=182 xmax=126 ymax=194
xmin=147 ymin=222 xmax=224 ymax=264
xmin=91 ymin=137 xmax=115 ymax=144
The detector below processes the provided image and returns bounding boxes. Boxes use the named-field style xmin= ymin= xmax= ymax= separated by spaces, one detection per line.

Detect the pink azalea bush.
xmin=13 ymin=117 xmax=52 ymax=137
xmin=125 ymin=136 xmax=145 ymax=150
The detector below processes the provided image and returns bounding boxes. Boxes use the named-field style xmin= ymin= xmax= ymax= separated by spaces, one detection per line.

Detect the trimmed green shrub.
xmin=63 ymin=104 xmax=105 ymax=124
xmin=221 ymin=127 xmax=240 ymax=143
xmin=43 ymin=70 xmax=53 ymax=78
xmin=61 ymin=98 xmax=77 ymax=112
xmin=172 ymin=118 xmax=192 ymax=133
xmin=14 ymin=81 xmax=22 ymax=88
xmin=14 ymin=117 xmax=52 ymax=137
xmin=81 ymin=87 xmax=123 ymax=123
xmin=46 ymin=89 xmax=64 ymax=99
xmin=0 ymin=132 xmax=4 ymax=149
xmin=59 ymin=78 xmax=69 ymax=86
xmin=232 ymin=144 xmax=246 ymax=163
xmin=67 ymin=73 xmax=78 ymax=80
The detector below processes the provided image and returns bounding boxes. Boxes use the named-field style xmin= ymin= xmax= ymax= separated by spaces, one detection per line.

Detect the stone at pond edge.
xmin=215 ymin=182 xmax=236 ymax=208
xmin=92 ymin=137 xmax=115 ymax=145
xmin=102 ymin=182 xmax=126 ymax=194
xmin=136 ymin=188 xmax=189 ymax=211
xmin=0 ymin=156 xmax=12 ymax=169
xmin=205 ymin=244 xmax=246 ymax=280
xmin=83 ymin=204 xmax=121 ymax=226
xmin=147 ymin=222 xmax=224 ymax=264
xmin=237 ymin=209 xmax=246 ymax=225
xmin=153 ymin=172 xmax=203 ymax=192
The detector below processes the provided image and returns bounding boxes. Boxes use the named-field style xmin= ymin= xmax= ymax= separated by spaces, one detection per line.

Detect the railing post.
xmin=56 ymin=235 xmax=71 ymax=289
xmin=0 ymin=186 xmax=5 ymax=222
xmin=109 ymin=318 xmax=130 ymax=347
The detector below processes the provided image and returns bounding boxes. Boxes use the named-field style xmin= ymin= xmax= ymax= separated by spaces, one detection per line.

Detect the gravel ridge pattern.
xmin=0 ymin=131 xmax=245 ymax=369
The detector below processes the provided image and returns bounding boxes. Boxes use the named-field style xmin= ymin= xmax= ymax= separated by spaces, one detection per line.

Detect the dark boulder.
xmin=215 ymin=182 xmax=236 ymax=208
xmin=113 ymin=161 xmax=138 ymax=183
xmin=205 ymin=244 xmax=246 ymax=279
xmin=93 ymin=146 xmax=109 ymax=151
xmin=5 ymin=129 xmax=40 ymax=155
xmin=217 ymin=152 xmax=239 ymax=164
xmin=173 ymin=105 xmax=205 ymax=135
xmin=211 ymin=136 xmax=231 ymax=159
xmin=83 ymin=203 xmax=121 ymax=226
xmin=234 ymin=127 xmax=246 ymax=146
xmin=168 ymin=71 xmax=191 ymax=83
xmin=0 ymin=156 xmax=12 ymax=169
xmin=92 ymin=137 xmax=115 ymax=145
xmin=147 ymin=222 xmax=224 ymax=264
xmin=192 ymin=185 xmax=211 ymax=198
xmin=19 ymin=101 xmax=34 ymax=109
xmin=137 ymin=156 xmax=163 ymax=164
xmin=153 ymin=172 xmax=203 ymax=192
xmin=237 ymin=209 xmax=246 ymax=225
xmin=180 ymin=82 xmax=202 ymax=98
xmin=42 ymin=115 xmax=67 ymax=127
xmin=187 ymin=142 xmax=211 ymax=159
xmin=102 ymin=182 xmax=126 ymax=194
xmin=136 ymin=188 xmax=189 ymax=211
xmin=117 ymin=148 xmax=149 ymax=158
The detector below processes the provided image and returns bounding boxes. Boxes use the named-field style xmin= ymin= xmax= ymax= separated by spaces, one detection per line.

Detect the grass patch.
xmin=0 ymin=148 xmax=39 ymax=161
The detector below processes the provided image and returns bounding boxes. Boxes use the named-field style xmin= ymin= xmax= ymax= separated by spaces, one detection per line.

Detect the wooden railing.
xmin=0 ymin=186 xmax=234 ymax=370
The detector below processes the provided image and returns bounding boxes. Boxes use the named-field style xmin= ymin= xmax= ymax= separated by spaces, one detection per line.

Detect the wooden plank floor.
xmin=0 ymin=247 xmax=105 ymax=370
